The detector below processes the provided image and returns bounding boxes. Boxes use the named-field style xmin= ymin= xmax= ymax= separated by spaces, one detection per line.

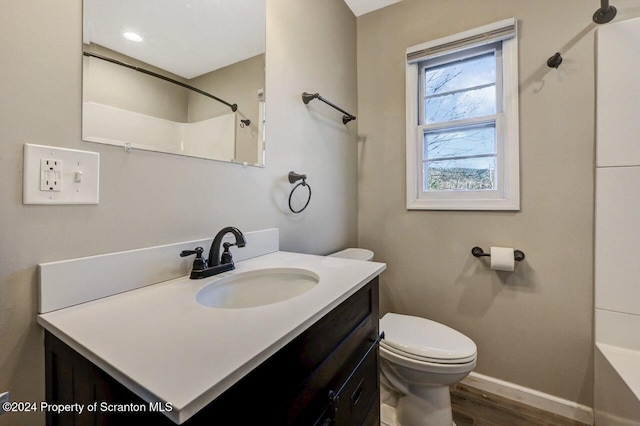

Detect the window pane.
xmin=425 ymin=85 xmax=495 ymax=124
xmin=424 ymin=124 xmax=496 ymax=160
xmin=424 ymin=156 xmax=496 ymax=191
xmin=424 ymin=52 xmax=496 ymax=96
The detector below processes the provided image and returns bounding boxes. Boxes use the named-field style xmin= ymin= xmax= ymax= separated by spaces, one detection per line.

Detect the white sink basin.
xmin=196 ymin=268 xmax=319 ymax=309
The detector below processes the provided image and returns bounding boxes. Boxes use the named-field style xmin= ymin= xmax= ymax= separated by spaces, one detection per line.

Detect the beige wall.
xmin=0 ymin=0 xmax=357 ymax=425
xmin=357 ymin=0 xmax=640 ymax=407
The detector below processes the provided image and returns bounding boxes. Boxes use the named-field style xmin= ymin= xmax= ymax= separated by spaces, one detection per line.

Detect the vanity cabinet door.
xmin=45 ymin=332 xmax=157 ymax=426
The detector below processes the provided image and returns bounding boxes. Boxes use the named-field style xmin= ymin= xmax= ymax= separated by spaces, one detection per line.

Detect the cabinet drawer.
xmin=328 ymin=334 xmax=382 ymax=426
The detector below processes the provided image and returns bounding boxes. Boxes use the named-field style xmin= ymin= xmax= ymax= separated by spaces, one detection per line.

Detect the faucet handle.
xmin=180 ymin=246 xmax=204 ymax=258
xmin=180 ymin=246 xmax=207 ymax=271
xmin=220 ymin=242 xmax=236 ymax=265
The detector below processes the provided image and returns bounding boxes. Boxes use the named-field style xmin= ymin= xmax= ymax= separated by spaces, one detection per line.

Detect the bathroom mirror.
xmin=82 ymin=0 xmax=266 ymax=166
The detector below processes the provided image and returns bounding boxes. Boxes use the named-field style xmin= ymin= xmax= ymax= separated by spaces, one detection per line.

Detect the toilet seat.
xmin=379 ymin=344 xmax=476 ymax=375
xmin=380 ymin=342 xmax=476 ymax=366
xmin=380 ymin=313 xmax=477 ymax=364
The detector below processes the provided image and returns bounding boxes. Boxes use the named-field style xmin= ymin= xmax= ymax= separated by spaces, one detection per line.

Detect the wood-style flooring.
xmin=451 ymin=384 xmax=590 ymax=426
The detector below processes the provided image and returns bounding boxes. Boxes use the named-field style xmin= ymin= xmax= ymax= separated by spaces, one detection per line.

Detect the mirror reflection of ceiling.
xmin=82 ymin=0 xmax=266 ymax=79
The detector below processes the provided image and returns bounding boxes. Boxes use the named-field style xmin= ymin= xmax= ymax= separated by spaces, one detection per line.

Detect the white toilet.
xmin=328 ymin=248 xmax=477 ymax=426
xmin=379 ymin=313 xmax=476 ymax=426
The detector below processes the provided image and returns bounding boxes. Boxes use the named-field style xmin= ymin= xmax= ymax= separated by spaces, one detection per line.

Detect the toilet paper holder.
xmin=471 ymin=247 xmax=525 ymax=262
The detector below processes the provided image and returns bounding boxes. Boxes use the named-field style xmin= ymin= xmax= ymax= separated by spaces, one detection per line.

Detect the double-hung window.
xmin=406 ymin=18 xmax=520 ymax=210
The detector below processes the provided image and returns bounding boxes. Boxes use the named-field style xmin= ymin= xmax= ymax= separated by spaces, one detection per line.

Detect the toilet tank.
xmin=328 ymin=248 xmax=374 ymax=261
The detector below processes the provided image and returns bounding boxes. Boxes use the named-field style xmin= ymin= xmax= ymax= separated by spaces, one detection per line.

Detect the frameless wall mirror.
xmin=82 ymin=0 xmax=266 ymax=167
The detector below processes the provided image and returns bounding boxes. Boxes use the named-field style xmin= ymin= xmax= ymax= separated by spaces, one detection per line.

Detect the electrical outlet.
xmin=40 ymin=158 xmax=63 ymax=191
xmin=23 ymin=144 xmax=100 ymax=204
xmin=0 ymin=391 xmax=9 ymax=415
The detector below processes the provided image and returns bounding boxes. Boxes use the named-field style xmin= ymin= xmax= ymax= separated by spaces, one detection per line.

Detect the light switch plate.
xmin=23 ymin=144 xmax=100 ymax=204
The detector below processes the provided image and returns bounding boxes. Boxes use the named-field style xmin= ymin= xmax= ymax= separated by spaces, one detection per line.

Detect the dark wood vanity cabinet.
xmin=45 ymin=278 xmax=380 ymax=426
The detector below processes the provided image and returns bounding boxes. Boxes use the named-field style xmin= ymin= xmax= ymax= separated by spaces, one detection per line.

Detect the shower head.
xmin=593 ymin=0 xmax=617 ymax=24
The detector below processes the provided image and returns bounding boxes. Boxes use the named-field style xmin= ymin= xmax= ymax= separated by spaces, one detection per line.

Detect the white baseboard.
xmin=461 ymin=372 xmax=594 ymax=425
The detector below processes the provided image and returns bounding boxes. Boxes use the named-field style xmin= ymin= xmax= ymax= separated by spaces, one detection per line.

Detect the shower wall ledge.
xmin=594 ymin=309 xmax=640 ymax=424
xmin=596 ymin=342 xmax=640 ymax=401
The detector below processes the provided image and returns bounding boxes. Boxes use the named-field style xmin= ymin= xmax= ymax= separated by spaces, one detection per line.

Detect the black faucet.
xmin=180 ymin=226 xmax=247 ymax=279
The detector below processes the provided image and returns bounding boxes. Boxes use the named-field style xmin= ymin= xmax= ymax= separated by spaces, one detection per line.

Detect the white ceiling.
xmin=343 ymin=0 xmax=401 ymax=17
xmin=82 ymin=0 xmax=398 ymax=80
xmin=83 ymin=0 xmax=265 ymax=79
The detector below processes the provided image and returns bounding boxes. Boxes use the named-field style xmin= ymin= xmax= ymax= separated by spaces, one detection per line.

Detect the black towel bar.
xmin=302 ymin=92 xmax=356 ymax=124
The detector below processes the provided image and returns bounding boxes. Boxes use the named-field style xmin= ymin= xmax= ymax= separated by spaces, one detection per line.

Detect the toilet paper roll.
xmin=490 ymin=247 xmax=515 ymax=271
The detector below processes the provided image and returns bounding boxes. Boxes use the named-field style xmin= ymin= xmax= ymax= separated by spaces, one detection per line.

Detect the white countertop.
xmin=37 ymin=251 xmax=386 ymax=424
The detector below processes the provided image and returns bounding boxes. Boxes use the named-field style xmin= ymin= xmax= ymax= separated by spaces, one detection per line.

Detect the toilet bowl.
xmin=380 ymin=313 xmax=476 ymax=426
xmin=328 ymin=248 xmax=477 ymax=426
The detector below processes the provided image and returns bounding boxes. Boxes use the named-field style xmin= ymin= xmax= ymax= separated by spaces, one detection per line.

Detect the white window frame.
xmin=406 ymin=18 xmax=520 ymax=211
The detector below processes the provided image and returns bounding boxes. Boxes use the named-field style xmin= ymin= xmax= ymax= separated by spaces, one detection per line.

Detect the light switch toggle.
xmin=74 ymin=171 xmax=83 ymax=183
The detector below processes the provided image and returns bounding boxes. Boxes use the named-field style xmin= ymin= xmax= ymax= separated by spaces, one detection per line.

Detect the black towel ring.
xmin=288 ymin=171 xmax=312 ymax=213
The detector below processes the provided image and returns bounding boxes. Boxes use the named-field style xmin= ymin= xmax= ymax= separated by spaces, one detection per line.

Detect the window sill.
xmin=407 ymin=196 xmax=520 ymax=211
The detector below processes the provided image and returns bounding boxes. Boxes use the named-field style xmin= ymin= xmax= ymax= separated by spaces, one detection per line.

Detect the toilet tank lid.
xmin=328 ymin=248 xmax=374 ymax=261
xmin=380 ymin=313 xmax=477 ymax=362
